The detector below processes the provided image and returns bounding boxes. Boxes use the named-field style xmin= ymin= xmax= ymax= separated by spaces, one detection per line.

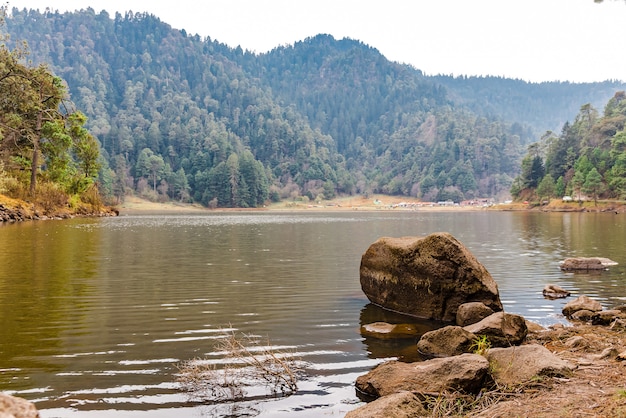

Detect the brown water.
xmin=1 ymin=211 xmax=625 ymax=417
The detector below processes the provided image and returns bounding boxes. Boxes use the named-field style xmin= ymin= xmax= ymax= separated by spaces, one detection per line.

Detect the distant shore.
xmin=4 ymin=193 xmax=623 ymax=222
xmin=117 ymin=195 xmax=626 ymax=215
xmin=117 ymin=194 xmax=487 ymax=215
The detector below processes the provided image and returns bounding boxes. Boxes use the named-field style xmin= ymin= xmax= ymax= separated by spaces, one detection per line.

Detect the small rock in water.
xmin=542 ymin=284 xmax=570 ymax=299
xmin=360 ymin=322 xmax=421 ymax=339
xmin=560 ymin=257 xmax=618 ymax=271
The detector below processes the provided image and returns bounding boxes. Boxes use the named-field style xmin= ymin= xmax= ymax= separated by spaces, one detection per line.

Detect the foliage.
xmin=536 ymin=174 xmax=556 ymax=201
xmin=176 ymin=330 xmax=303 ymax=402
xmin=0 ymin=9 xmax=101 ymax=208
xmin=470 ymin=335 xmax=491 ymax=356
xmin=512 ymin=92 xmax=626 ymax=202
xmin=6 ymin=8 xmax=625 ymax=207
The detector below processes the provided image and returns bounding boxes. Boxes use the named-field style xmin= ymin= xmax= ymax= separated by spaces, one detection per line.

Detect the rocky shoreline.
xmin=348 ymin=298 xmax=626 ymax=417
xmin=2 ymin=315 xmax=623 ymax=418
xmin=0 ymin=197 xmax=117 ymax=223
xmin=347 ymin=233 xmax=626 ymax=417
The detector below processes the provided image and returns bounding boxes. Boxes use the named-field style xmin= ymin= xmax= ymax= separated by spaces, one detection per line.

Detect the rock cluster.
xmin=350 ymin=295 xmax=626 ymax=417
xmin=562 ymin=295 xmax=626 ymax=326
xmin=351 ymin=233 xmax=624 ymax=417
xmin=0 ymin=203 xmax=35 ymax=222
xmin=0 ymin=201 xmax=117 ymax=223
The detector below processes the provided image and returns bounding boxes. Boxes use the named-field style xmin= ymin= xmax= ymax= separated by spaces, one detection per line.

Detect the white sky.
xmin=7 ymin=0 xmax=626 ymax=83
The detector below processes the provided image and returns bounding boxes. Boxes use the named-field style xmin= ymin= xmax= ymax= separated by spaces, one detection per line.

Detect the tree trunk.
xmin=30 ymin=110 xmax=42 ymax=196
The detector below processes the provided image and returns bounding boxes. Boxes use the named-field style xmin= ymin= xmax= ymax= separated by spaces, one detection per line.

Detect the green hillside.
xmin=3 ymin=7 xmax=625 ymax=207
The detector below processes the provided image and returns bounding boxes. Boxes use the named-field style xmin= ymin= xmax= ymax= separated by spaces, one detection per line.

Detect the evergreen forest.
xmin=513 ymin=91 xmax=626 ymax=203
xmin=2 ymin=7 xmax=625 ymax=208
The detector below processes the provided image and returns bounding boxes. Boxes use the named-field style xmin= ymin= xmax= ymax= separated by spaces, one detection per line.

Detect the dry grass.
xmin=355 ymin=324 xmax=626 ymax=417
xmin=176 ymin=330 xmax=303 ymax=403
xmin=414 ymin=324 xmax=626 ymax=417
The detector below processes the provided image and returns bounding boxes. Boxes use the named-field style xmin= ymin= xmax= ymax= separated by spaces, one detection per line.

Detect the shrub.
xmin=470 ymin=335 xmax=491 ymax=356
xmin=176 ymin=330 xmax=303 ymax=402
xmin=36 ymin=182 xmax=68 ymax=213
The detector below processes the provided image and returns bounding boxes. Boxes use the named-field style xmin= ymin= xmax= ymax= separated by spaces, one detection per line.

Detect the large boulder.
xmin=0 ymin=393 xmax=39 ymax=418
xmin=560 ymin=257 xmax=618 ymax=271
xmin=463 ymin=312 xmax=528 ymax=347
xmin=416 ymin=325 xmax=477 ymax=358
xmin=345 ymin=391 xmax=427 ymax=418
xmin=355 ymin=353 xmax=490 ymax=398
xmin=486 ymin=344 xmax=575 ymax=387
xmin=360 ymin=233 xmax=502 ymax=321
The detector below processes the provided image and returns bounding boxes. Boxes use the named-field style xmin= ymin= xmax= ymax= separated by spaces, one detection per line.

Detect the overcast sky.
xmin=7 ymin=0 xmax=626 ymax=83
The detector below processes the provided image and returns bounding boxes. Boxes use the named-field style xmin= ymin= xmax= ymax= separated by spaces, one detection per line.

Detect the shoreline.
xmin=3 ymin=193 xmax=625 ymax=222
xmin=117 ymin=194 xmax=626 ymax=215
xmin=117 ymin=194 xmax=486 ymax=214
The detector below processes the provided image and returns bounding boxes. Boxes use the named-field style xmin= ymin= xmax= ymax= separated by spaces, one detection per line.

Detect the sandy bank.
xmin=117 ymin=194 xmax=487 ymax=214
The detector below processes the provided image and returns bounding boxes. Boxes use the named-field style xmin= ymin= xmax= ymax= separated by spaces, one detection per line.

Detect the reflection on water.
xmin=0 ymin=211 xmax=625 ymax=417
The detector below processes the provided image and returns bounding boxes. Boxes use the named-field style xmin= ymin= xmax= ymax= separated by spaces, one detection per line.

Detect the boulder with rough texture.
xmin=463 ymin=312 xmax=528 ymax=347
xmin=571 ymin=309 xmax=596 ymax=321
xmin=416 ymin=325 xmax=477 ymax=358
xmin=0 ymin=393 xmax=39 ymax=418
xmin=542 ymin=284 xmax=570 ymax=299
xmin=360 ymin=233 xmax=502 ymax=321
xmin=486 ymin=344 xmax=575 ymax=387
xmin=525 ymin=320 xmax=546 ymax=332
xmin=355 ymin=353 xmax=490 ymax=398
xmin=564 ymin=336 xmax=587 ymax=349
xmin=562 ymin=295 xmax=603 ymax=318
xmin=456 ymin=302 xmax=495 ymax=326
xmin=345 ymin=391 xmax=427 ymax=418
xmin=360 ymin=322 xmax=422 ymax=339
xmin=591 ymin=309 xmax=624 ymax=326
xmin=560 ymin=257 xmax=617 ymax=271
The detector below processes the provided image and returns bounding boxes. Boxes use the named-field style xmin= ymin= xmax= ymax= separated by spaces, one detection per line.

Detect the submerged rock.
xmin=360 ymin=322 xmax=422 ymax=339
xmin=560 ymin=257 xmax=618 ymax=271
xmin=359 ymin=233 xmax=502 ymax=321
xmin=542 ymin=284 xmax=570 ymax=299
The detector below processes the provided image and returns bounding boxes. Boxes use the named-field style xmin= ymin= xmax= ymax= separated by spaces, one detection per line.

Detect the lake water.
xmin=1 ymin=210 xmax=625 ymax=417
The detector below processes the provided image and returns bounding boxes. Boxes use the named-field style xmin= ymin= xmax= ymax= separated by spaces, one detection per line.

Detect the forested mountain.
xmin=433 ymin=75 xmax=624 ymax=135
xmin=512 ymin=91 xmax=626 ymax=202
xmin=3 ymin=7 xmax=625 ymax=207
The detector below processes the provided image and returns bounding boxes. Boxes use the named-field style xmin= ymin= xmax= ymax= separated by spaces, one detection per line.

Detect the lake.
xmin=1 ymin=210 xmax=625 ymax=417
